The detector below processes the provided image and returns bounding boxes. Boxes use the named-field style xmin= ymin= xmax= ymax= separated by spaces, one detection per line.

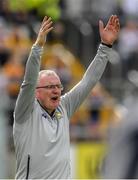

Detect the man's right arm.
xmin=14 ymin=16 xmax=53 ymax=124
xmin=14 ymin=45 xmax=43 ymax=124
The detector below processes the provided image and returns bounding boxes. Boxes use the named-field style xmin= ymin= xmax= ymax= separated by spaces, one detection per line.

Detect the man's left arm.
xmin=62 ymin=15 xmax=120 ymax=118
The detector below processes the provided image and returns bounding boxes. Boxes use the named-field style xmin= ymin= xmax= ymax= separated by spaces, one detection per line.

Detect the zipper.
xmin=26 ymin=154 xmax=30 ymax=179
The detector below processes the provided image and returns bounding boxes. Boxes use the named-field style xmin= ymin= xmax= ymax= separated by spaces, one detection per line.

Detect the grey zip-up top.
xmin=13 ymin=44 xmax=113 ymax=179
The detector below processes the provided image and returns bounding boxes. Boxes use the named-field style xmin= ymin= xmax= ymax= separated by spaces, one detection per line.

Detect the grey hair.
xmin=37 ymin=70 xmax=59 ymax=85
xmin=38 ymin=70 xmax=58 ymax=77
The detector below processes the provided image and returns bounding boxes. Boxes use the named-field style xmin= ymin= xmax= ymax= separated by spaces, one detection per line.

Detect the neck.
xmin=44 ymin=107 xmax=55 ymax=116
xmin=37 ymin=100 xmax=55 ymax=116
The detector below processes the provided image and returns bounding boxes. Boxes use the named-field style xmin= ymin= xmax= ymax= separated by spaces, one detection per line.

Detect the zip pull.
xmin=26 ymin=154 xmax=30 ymax=179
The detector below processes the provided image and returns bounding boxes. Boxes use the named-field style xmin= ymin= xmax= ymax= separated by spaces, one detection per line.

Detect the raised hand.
xmin=34 ymin=16 xmax=53 ymax=47
xmin=99 ymin=15 xmax=120 ymax=45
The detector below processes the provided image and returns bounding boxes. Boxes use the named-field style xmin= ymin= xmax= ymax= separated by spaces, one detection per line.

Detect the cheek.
xmin=41 ymin=91 xmax=49 ymax=99
xmin=37 ymin=90 xmax=49 ymax=100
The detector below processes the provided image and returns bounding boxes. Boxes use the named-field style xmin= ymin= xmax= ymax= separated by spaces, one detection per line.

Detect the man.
xmin=101 ymin=84 xmax=138 ymax=179
xmin=13 ymin=15 xmax=120 ymax=179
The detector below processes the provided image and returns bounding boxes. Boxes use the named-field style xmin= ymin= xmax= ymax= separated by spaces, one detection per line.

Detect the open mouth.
xmin=51 ymin=96 xmax=59 ymax=101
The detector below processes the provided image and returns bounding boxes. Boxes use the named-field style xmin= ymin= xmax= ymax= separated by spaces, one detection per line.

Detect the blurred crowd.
xmin=1 ymin=0 xmax=138 ymax=178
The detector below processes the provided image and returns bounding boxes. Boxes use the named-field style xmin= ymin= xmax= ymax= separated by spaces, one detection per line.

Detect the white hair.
xmin=38 ymin=70 xmax=58 ymax=77
xmin=37 ymin=70 xmax=59 ymax=86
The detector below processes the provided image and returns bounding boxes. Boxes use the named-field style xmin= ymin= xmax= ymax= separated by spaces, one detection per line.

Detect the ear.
xmin=35 ymin=89 xmax=40 ymax=99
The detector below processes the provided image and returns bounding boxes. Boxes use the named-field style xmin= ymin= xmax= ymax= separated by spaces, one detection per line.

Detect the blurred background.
xmin=0 ymin=0 xmax=138 ymax=178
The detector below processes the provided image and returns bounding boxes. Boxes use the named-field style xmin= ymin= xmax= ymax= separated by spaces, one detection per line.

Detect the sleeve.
xmin=14 ymin=45 xmax=43 ymax=124
xmin=61 ymin=44 xmax=113 ymax=118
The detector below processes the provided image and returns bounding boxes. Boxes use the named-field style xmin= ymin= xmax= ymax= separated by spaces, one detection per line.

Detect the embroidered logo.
xmin=55 ymin=112 xmax=62 ymax=120
xmin=42 ymin=113 xmax=47 ymax=118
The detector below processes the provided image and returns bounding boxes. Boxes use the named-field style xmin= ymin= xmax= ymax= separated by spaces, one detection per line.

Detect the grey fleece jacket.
xmin=13 ymin=44 xmax=113 ymax=179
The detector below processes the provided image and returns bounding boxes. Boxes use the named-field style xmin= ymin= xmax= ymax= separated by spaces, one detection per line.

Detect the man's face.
xmin=36 ymin=74 xmax=62 ymax=113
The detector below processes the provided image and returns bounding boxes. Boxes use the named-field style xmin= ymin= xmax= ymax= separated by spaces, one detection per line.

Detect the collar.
xmin=37 ymin=100 xmax=62 ymax=119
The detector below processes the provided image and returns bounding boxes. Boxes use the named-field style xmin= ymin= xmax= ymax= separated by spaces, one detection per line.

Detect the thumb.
xmin=99 ymin=20 xmax=104 ymax=35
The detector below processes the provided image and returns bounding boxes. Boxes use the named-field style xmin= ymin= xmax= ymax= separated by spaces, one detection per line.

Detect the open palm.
xmin=35 ymin=16 xmax=53 ymax=47
xmin=99 ymin=15 xmax=120 ymax=45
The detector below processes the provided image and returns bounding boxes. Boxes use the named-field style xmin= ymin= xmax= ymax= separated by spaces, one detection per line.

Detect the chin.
xmin=53 ymin=104 xmax=59 ymax=109
xmin=50 ymin=103 xmax=58 ymax=109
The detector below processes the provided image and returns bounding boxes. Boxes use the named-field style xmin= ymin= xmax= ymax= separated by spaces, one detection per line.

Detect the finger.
xmin=116 ymin=23 xmax=120 ymax=32
xmin=45 ymin=27 xmax=53 ymax=34
xmin=117 ymin=22 xmax=120 ymax=31
xmin=115 ymin=18 xmax=120 ymax=31
xmin=41 ymin=16 xmax=48 ymax=25
xmin=45 ymin=17 xmax=52 ymax=24
xmin=99 ymin=20 xmax=104 ymax=35
xmin=42 ymin=21 xmax=53 ymax=31
xmin=41 ymin=17 xmax=52 ymax=29
xmin=107 ymin=15 xmax=114 ymax=26
xmin=110 ymin=15 xmax=115 ymax=25
xmin=112 ymin=15 xmax=118 ymax=25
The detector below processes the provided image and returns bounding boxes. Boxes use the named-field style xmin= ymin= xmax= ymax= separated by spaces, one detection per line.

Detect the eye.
xmin=48 ymin=85 xmax=54 ymax=89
